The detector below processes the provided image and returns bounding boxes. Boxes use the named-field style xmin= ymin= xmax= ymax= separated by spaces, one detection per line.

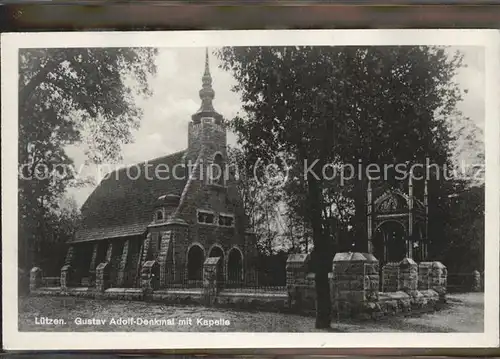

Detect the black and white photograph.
xmin=2 ymin=30 xmax=499 ymax=349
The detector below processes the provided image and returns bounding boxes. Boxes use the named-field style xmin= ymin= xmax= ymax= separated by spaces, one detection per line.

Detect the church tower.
xmin=187 ymin=49 xmax=227 ymax=171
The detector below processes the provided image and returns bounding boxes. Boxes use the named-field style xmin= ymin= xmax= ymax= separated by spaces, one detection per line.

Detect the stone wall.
xmin=203 ymin=256 xmax=221 ymax=305
xmin=382 ymin=262 xmax=399 ymax=292
xmin=109 ymin=240 xmax=123 ymax=286
xmin=126 ymin=237 xmax=143 ymax=287
xmin=175 ymin=135 xmax=252 ymax=281
xmin=96 ymin=262 xmax=110 ymax=292
xmin=285 ymin=254 xmax=315 ymax=313
xmin=88 ymin=243 xmax=99 ymax=286
xmin=417 ymin=262 xmax=432 ymax=290
xmin=331 ymin=252 xmax=379 ymax=318
xmin=430 ymin=261 xmax=447 ymax=301
xmin=171 ymin=223 xmax=189 ymax=283
xmin=472 ymin=270 xmax=481 ymax=292
xmin=398 ymin=257 xmax=418 ymax=293
xmin=417 ymin=261 xmax=447 ymax=301
xmin=60 ymin=265 xmax=73 ymax=289
xmin=38 ymin=252 xmax=449 ymax=321
xmin=141 ymin=260 xmax=160 ymax=293
xmin=30 ymin=267 xmax=42 ymax=292
xmin=116 ymin=239 xmax=130 ymax=287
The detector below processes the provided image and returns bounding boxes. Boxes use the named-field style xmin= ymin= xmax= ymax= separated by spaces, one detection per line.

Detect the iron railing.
xmin=41 ymin=276 xmax=60 ymax=287
xmin=447 ymin=272 xmax=483 ymax=293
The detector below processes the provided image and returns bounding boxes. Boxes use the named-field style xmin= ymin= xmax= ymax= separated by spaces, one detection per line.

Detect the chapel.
xmin=64 ymin=50 xmax=257 ymax=288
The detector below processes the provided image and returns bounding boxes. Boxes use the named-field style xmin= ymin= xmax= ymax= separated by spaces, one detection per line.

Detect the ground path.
xmin=18 ymin=292 xmax=483 ymax=332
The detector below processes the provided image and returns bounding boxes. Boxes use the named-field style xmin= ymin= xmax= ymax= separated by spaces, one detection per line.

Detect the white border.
xmin=2 ymin=29 xmax=499 ymax=350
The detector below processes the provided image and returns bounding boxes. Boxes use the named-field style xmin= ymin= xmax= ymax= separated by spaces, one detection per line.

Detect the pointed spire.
xmin=197 ymin=47 xmax=215 ymax=113
xmin=192 ymin=48 xmax=223 ymax=124
xmin=203 ymin=47 xmax=211 ymax=80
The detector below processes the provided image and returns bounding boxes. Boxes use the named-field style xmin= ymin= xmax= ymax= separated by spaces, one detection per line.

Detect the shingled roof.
xmin=72 ymin=150 xmax=187 ymax=243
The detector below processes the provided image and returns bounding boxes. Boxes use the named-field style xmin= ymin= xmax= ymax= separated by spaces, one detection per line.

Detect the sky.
xmin=65 ymin=46 xmax=485 ymax=208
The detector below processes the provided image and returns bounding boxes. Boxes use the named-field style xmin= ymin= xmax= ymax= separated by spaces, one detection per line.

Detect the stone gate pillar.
xmin=430 ymin=261 xmax=447 ymax=302
xmin=382 ymin=262 xmax=399 ymax=292
xmin=96 ymin=262 xmax=110 ymax=292
xmin=285 ymin=254 xmax=311 ymax=311
xmin=61 ymin=265 xmax=72 ymax=290
xmin=331 ymin=252 xmax=379 ymax=318
xmin=399 ymin=257 xmax=427 ymax=309
xmin=30 ymin=267 xmax=42 ymax=292
xmin=472 ymin=270 xmax=481 ymax=292
xmin=88 ymin=243 xmax=99 ymax=286
xmin=418 ymin=262 xmax=432 ymax=290
xmin=61 ymin=246 xmax=75 ymax=289
xmin=141 ymin=260 xmax=160 ymax=293
xmin=399 ymin=258 xmax=418 ymax=293
xmin=116 ymin=239 xmax=130 ymax=287
xmin=203 ymin=257 xmax=221 ymax=305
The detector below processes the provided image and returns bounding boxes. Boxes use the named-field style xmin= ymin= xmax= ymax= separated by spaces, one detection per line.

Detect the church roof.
xmin=72 ymin=150 xmax=187 ymax=243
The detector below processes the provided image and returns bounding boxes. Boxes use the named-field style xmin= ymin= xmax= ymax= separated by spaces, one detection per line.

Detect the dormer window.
xmin=197 ymin=209 xmax=215 ymax=225
xmin=155 ymin=210 xmax=164 ymax=222
xmin=218 ymin=213 xmax=234 ymax=227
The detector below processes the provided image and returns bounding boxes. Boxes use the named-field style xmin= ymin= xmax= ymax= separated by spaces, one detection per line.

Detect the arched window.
xmin=208 ymin=245 xmax=225 ymax=284
xmin=373 ymin=220 xmax=407 ymax=263
xmin=212 ymin=153 xmax=225 ymax=186
xmin=227 ymin=248 xmax=243 ymax=286
xmin=187 ymin=245 xmax=204 ymax=281
xmin=155 ymin=210 xmax=164 ymax=221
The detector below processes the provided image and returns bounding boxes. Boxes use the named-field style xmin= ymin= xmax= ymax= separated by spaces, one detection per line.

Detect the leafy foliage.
xmin=441 ymin=185 xmax=485 ymax=273
xmin=218 ymin=45 xmax=469 ymax=328
xmin=18 ymin=48 xmax=157 ymax=271
xmin=228 ymin=146 xmax=284 ymax=255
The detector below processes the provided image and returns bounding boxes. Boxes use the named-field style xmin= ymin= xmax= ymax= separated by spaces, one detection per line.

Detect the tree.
xmin=18 ymin=48 xmax=158 ymax=271
xmin=218 ymin=46 xmax=465 ymax=329
xmin=228 ymin=146 xmax=284 ymax=255
xmin=441 ymin=184 xmax=484 ymax=274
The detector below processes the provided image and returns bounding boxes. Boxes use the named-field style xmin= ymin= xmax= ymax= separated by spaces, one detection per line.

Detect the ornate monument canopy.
xmin=367 ymin=178 xmax=429 ymax=263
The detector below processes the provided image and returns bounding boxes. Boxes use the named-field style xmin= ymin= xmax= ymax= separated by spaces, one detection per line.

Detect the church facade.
xmin=64 ymin=50 xmax=257 ymax=289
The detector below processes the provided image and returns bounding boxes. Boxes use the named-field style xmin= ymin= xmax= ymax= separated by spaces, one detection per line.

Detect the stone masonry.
xmin=382 ymin=262 xmax=399 ymax=292
xmin=116 ymin=239 xmax=130 ymax=287
xmin=141 ymin=260 xmax=160 ymax=293
xmin=430 ymin=261 xmax=447 ymax=301
xmin=398 ymin=257 xmax=418 ymax=293
xmin=203 ymin=256 xmax=221 ymax=305
xmin=472 ymin=269 xmax=481 ymax=292
xmin=417 ymin=261 xmax=432 ymax=290
xmin=30 ymin=267 xmax=42 ymax=292
xmin=286 ymin=253 xmax=313 ymax=312
xmin=331 ymin=252 xmax=379 ymax=317
xmin=62 ymin=52 xmax=255 ymax=291
xmin=96 ymin=262 xmax=110 ymax=292
xmin=60 ymin=265 xmax=72 ymax=290
xmin=88 ymin=243 xmax=99 ymax=285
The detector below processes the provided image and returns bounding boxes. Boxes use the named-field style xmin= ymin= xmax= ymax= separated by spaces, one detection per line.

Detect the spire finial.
xmin=198 ymin=48 xmax=215 ymax=113
xmin=204 ymin=47 xmax=210 ymax=76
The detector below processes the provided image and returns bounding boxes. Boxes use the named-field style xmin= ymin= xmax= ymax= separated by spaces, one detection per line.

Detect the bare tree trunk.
xmin=353 ymin=177 xmax=368 ymax=252
xmin=307 ymin=171 xmax=332 ymax=329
